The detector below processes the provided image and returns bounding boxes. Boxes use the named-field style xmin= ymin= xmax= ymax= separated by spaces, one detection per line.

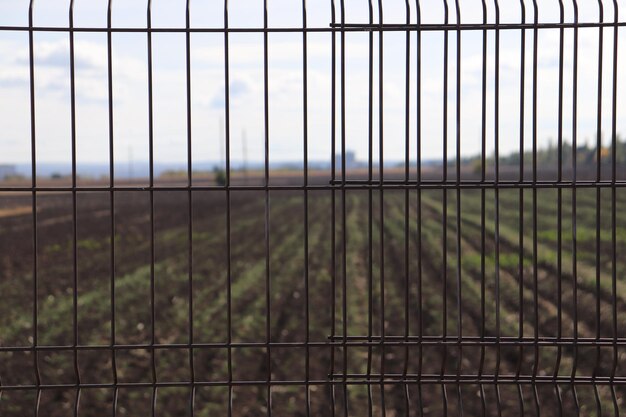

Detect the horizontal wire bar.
xmin=1 ymin=180 xmax=626 ymax=193
xmin=3 ymin=336 xmax=626 ymax=353
xmin=331 ymin=21 xmax=626 ymax=30
xmin=330 ymin=374 xmax=626 ymax=383
xmin=3 ymin=376 xmax=626 ymax=392
xmin=329 ymin=375 xmax=626 ymax=384
xmin=328 ymin=336 xmax=626 ymax=346
xmin=0 ymin=21 xmax=625 ymax=33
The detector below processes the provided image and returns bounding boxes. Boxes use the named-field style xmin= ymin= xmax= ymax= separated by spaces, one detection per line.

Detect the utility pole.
xmin=219 ymin=116 xmax=225 ymax=171
xmin=242 ymin=128 xmax=248 ymax=183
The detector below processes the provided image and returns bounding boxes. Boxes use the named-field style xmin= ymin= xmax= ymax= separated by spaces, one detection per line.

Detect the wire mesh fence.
xmin=0 ymin=0 xmax=625 ymax=415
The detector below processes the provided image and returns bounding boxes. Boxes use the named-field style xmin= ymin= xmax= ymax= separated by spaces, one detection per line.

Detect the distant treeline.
xmin=464 ymin=134 xmax=626 ymax=171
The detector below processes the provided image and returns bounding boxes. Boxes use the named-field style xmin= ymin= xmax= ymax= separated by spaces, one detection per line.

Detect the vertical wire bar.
xmin=571 ymin=0 xmax=579 ymax=371
xmin=480 ymin=384 xmax=487 ymax=417
xmin=453 ymin=1 xmax=463 ymax=413
xmin=517 ymin=0 xmax=526 ymax=401
xmin=556 ymin=384 xmax=564 ymax=417
xmin=594 ymin=385 xmax=603 ymax=417
xmin=610 ymin=386 xmax=619 ymax=417
xmin=554 ymin=0 xmax=565 ymax=403
xmin=441 ymin=1 xmax=450 ymax=412
xmin=478 ymin=1 xmax=488 ymax=415
xmin=493 ymin=0 xmax=503 ymax=415
xmin=593 ymin=0 xmax=605 ymax=385
xmin=515 ymin=0 xmax=526 ymax=398
xmin=302 ymin=1 xmax=311 ymax=416
xmin=262 ymin=0 xmax=272 ymax=414
xmin=146 ymin=1 xmax=157 ymax=414
xmin=329 ymin=0 xmax=338 ymax=413
xmin=532 ymin=0 xmax=539 ymax=374
xmin=223 ymin=1 xmax=233 ymax=415
xmin=530 ymin=2 xmax=540 ymax=413
xmin=442 ymin=382 xmax=449 ymax=417
xmin=517 ymin=377 xmax=525 ymax=415
xmin=494 ymin=0 xmax=501 ymax=380
xmin=68 ymin=2 xmax=81 ymax=414
xmin=338 ymin=1 xmax=348 ymax=414
xmin=414 ymin=2 xmax=424 ymax=414
xmin=556 ymin=1 xmax=565 ymax=412
xmin=27 ymin=0 xmax=42 ymax=415
xmin=366 ymin=0 xmax=375 ymax=415
xmin=516 ymin=377 xmax=525 ymax=416
xmin=184 ymin=0 xmax=195 ymax=414
xmin=571 ymin=0 xmax=581 ymax=413
xmin=572 ymin=385 xmax=581 ymax=417
xmin=533 ymin=383 xmax=541 ymax=416
xmin=106 ymin=1 xmax=118 ymax=415
xmin=402 ymin=0 xmax=411 ymax=388
xmin=402 ymin=0 xmax=411 ymax=412
xmin=609 ymin=0 xmax=619 ymax=391
xmin=376 ymin=0 xmax=386 ymax=414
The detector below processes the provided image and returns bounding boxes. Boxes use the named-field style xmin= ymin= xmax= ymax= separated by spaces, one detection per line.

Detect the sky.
xmin=0 ymin=0 xmax=625 ymax=174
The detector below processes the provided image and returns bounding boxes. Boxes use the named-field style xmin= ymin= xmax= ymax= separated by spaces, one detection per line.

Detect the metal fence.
xmin=1 ymin=0 xmax=625 ymax=416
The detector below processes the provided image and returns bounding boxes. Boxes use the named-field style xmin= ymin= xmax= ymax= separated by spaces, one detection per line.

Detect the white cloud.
xmin=1 ymin=8 xmax=625 ymax=165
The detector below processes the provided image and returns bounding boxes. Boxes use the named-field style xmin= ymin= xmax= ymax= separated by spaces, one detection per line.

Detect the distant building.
xmin=0 ymin=164 xmax=17 ymax=179
xmin=335 ymin=151 xmax=357 ymax=169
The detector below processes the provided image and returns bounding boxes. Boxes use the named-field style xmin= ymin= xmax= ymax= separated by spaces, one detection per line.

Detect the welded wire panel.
xmin=0 ymin=0 xmax=625 ymax=416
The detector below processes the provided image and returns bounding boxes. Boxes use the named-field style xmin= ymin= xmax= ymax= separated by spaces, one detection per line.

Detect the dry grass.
xmin=0 ymin=206 xmax=32 ymax=218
